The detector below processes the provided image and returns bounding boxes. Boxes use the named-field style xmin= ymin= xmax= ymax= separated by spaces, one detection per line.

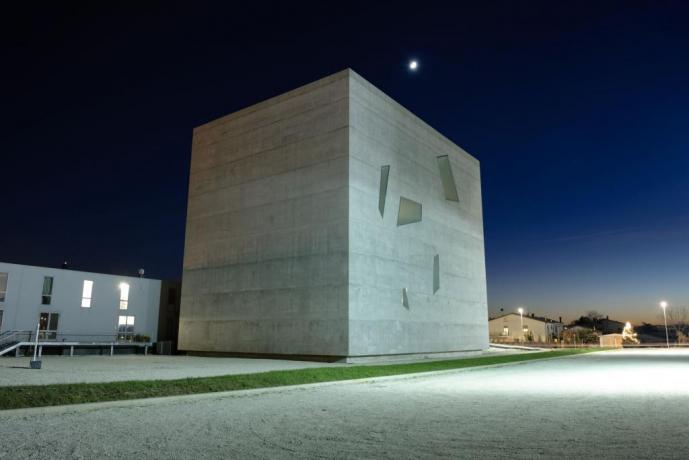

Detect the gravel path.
xmin=0 ymin=348 xmax=523 ymax=386
xmin=0 ymin=355 xmax=337 ymax=386
xmin=1 ymin=349 xmax=687 ymax=459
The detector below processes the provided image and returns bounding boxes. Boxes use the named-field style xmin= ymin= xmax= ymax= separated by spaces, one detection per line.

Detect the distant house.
xmin=600 ymin=333 xmax=623 ymax=348
xmin=599 ymin=316 xmax=625 ymax=334
xmin=489 ymin=313 xmax=564 ymax=343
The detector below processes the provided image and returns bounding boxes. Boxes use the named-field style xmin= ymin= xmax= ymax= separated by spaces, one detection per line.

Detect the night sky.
xmin=2 ymin=2 xmax=688 ymax=323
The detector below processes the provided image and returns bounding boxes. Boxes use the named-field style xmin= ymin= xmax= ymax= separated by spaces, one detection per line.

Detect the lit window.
xmin=0 ymin=272 xmax=7 ymax=302
xmin=81 ymin=280 xmax=93 ymax=308
xmin=119 ymin=282 xmax=129 ymax=310
xmin=437 ymin=155 xmax=459 ymax=202
xmin=397 ymin=197 xmax=422 ymax=226
xmin=42 ymin=276 xmax=54 ymax=305
xmin=502 ymin=326 xmax=509 ymax=336
xmin=523 ymin=325 xmax=528 ymax=332
xmin=379 ymin=165 xmax=390 ymax=218
xmin=117 ymin=315 xmax=135 ymax=341
xmin=118 ymin=315 xmax=135 ymax=327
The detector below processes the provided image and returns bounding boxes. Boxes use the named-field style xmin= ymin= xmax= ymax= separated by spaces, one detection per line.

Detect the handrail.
xmin=0 ymin=330 xmax=33 ymax=346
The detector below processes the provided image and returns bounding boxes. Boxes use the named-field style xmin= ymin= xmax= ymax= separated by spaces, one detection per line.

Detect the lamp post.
xmin=517 ymin=307 xmax=524 ymax=343
xmin=660 ymin=301 xmax=670 ymax=349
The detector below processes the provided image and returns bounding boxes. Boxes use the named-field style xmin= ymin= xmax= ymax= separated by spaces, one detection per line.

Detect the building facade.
xmin=179 ymin=69 xmax=489 ymax=359
xmin=0 ymin=261 xmax=164 ymax=344
xmin=489 ymin=313 xmax=564 ymax=343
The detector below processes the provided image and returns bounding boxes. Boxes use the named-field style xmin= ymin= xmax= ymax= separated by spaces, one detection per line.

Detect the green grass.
xmin=0 ymin=348 xmax=603 ymax=410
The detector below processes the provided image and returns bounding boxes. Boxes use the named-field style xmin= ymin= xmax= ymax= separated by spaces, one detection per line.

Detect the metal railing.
xmin=0 ymin=330 xmax=32 ymax=348
xmin=1 ymin=330 xmax=151 ymax=350
xmin=31 ymin=332 xmax=151 ymax=344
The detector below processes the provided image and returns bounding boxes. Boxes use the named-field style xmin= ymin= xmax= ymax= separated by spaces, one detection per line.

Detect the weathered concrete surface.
xmin=179 ymin=72 xmax=350 ymax=356
xmin=2 ymin=350 xmax=687 ymax=459
xmin=179 ymin=69 xmax=488 ymax=358
xmin=348 ymin=71 xmax=488 ymax=356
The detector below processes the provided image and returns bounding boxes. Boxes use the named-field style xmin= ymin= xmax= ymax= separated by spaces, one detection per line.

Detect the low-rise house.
xmin=0 ymin=261 xmax=179 ymax=355
xmin=599 ymin=316 xmax=625 ymax=334
xmin=600 ymin=333 xmax=623 ymax=348
xmin=489 ymin=313 xmax=564 ymax=343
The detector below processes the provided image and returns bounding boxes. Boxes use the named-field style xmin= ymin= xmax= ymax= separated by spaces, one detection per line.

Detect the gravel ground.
xmin=0 ymin=355 xmax=338 ymax=386
xmin=1 ymin=349 xmax=688 ymax=459
xmin=0 ymin=348 xmax=524 ymax=386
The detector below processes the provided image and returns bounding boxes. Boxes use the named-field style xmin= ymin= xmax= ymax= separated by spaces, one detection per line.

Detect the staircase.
xmin=0 ymin=330 xmax=32 ymax=356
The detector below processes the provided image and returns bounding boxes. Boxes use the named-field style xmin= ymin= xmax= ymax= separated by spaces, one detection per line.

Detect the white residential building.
xmin=0 ymin=261 xmax=163 ymax=345
xmin=489 ymin=312 xmax=564 ymax=343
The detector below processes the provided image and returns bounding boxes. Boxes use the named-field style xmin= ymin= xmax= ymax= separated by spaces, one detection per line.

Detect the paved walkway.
xmin=2 ymin=349 xmax=687 ymax=458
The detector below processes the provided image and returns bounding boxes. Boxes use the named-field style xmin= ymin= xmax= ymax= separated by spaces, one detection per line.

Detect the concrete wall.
xmin=347 ymin=71 xmax=488 ymax=356
xmin=178 ymin=69 xmax=489 ymax=358
xmin=178 ymin=71 xmax=351 ymax=356
xmin=0 ymin=262 xmax=160 ymax=339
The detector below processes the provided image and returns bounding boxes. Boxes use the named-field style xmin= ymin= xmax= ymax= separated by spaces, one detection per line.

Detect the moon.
xmin=408 ymin=59 xmax=418 ymax=71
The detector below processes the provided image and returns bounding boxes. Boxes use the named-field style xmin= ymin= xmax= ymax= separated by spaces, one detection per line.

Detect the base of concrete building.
xmin=342 ymin=349 xmax=488 ymax=364
xmin=183 ymin=348 xmax=490 ymax=364
xmin=184 ymin=350 xmax=346 ymax=363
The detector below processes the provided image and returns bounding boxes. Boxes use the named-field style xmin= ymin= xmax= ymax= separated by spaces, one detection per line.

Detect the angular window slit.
xmin=402 ymin=288 xmax=409 ymax=308
xmin=437 ymin=155 xmax=459 ymax=202
xmin=379 ymin=165 xmax=390 ymax=217
xmin=397 ymin=197 xmax=422 ymax=226
xmin=433 ymin=254 xmax=440 ymax=294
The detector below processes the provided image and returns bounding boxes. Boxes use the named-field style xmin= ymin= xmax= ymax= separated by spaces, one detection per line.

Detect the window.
xmin=0 ymin=310 xmax=3 ymax=330
xmin=437 ymin=155 xmax=459 ymax=202
xmin=523 ymin=325 xmax=529 ymax=332
xmin=42 ymin=276 xmax=54 ymax=305
xmin=81 ymin=280 xmax=93 ymax=308
xmin=119 ymin=282 xmax=129 ymax=310
xmin=402 ymin=288 xmax=409 ymax=308
xmin=379 ymin=165 xmax=390 ymax=218
xmin=0 ymin=272 xmax=7 ymax=302
xmin=38 ymin=312 xmax=59 ymax=340
xmin=433 ymin=255 xmax=439 ymax=294
xmin=397 ymin=197 xmax=422 ymax=226
xmin=118 ymin=315 xmax=135 ymax=341
xmin=502 ymin=326 xmax=509 ymax=336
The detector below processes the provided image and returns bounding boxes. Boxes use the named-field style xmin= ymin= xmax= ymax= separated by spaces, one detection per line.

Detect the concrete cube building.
xmin=179 ymin=69 xmax=488 ymax=360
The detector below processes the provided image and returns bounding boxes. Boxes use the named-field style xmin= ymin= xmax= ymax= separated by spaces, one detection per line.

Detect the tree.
xmin=622 ymin=322 xmax=639 ymax=344
xmin=667 ymin=306 xmax=689 ymax=344
xmin=585 ymin=311 xmax=605 ymax=331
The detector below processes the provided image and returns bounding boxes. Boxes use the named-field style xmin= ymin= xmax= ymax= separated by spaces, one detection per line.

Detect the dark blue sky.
xmin=2 ymin=1 xmax=687 ymax=323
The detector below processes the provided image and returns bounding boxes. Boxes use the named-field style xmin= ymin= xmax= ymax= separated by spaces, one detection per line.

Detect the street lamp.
xmin=517 ymin=307 xmax=524 ymax=343
xmin=659 ymin=301 xmax=670 ymax=349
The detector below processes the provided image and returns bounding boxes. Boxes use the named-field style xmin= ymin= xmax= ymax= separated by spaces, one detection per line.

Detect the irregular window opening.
xmin=437 ymin=155 xmax=459 ymax=202
xmin=433 ymin=254 xmax=439 ymax=294
xmin=402 ymin=288 xmax=409 ymax=308
xmin=379 ymin=165 xmax=390 ymax=218
xmin=397 ymin=197 xmax=422 ymax=226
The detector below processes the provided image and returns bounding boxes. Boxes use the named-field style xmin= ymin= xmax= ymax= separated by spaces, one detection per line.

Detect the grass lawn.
xmin=0 ymin=348 xmax=603 ymax=410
